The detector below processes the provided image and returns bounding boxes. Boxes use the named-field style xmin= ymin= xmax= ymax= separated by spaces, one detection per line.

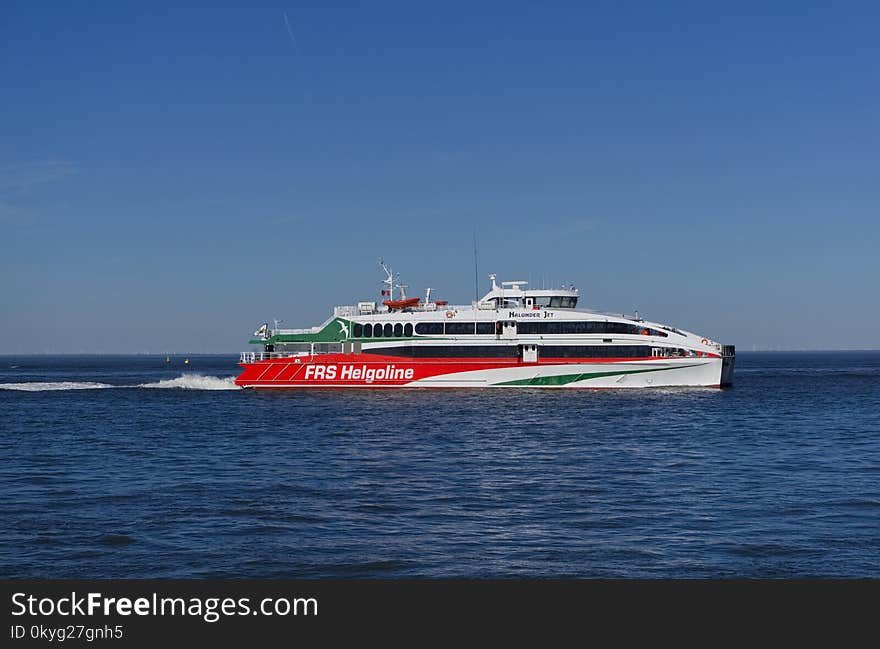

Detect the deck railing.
xmin=240 ymin=343 xmax=345 ymax=363
xmin=240 ymin=351 xmax=308 ymax=363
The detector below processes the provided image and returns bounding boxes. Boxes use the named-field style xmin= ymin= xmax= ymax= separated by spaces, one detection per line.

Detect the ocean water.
xmin=1 ymin=352 xmax=878 ymax=578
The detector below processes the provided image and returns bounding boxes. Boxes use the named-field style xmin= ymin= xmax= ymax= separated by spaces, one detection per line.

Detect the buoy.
xmin=184 ymin=358 xmax=190 ymax=365
xmin=165 ymin=356 xmax=171 ymax=364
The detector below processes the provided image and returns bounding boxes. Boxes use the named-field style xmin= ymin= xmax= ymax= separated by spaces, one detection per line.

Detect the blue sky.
xmin=1 ymin=1 xmax=878 ymax=352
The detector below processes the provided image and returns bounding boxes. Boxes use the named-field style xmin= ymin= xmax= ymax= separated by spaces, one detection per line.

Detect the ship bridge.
xmin=478 ymin=275 xmax=579 ymax=309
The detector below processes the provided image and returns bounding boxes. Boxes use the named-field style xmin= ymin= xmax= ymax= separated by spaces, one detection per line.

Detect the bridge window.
xmin=533 ymin=296 xmax=578 ymax=308
xmin=550 ymin=296 xmax=577 ymax=308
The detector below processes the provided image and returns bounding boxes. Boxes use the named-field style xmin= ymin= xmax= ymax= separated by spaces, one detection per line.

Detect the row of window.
xmin=353 ymin=322 xmax=497 ymax=337
xmin=516 ymin=321 xmax=668 ymax=337
xmin=541 ymin=345 xmax=653 ymax=358
xmin=352 ymin=320 xmax=668 ymax=338
xmin=363 ymin=345 xmax=519 ymax=358
xmin=269 ymin=340 xmax=663 ymax=359
xmin=417 ymin=322 xmax=498 ymax=335
xmin=653 ymin=347 xmax=701 ymax=358
xmin=353 ymin=323 xmax=414 ymax=338
xmin=361 ymin=345 xmax=654 ymax=359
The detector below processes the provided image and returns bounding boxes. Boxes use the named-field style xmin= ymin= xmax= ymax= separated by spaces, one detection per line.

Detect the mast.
xmin=379 ymin=259 xmax=394 ymax=302
xmin=473 ymin=229 xmax=479 ymax=303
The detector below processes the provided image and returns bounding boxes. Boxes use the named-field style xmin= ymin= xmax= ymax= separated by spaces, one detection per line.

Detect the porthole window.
xmin=363 ymin=323 xmax=373 ymax=337
xmin=394 ymin=323 xmax=403 ymax=337
xmin=353 ymin=323 xmax=363 ymax=338
xmin=384 ymin=323 xmax=393 ymax=337
xmin=373 ymin=324 xmax=382 ymax=338
xmin=404 ymin=323 xmax=413 ymax=337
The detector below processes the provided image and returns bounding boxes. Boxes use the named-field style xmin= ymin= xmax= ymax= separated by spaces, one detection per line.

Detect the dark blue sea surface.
xmin=1 ymin=352 xmax=878 ymax=578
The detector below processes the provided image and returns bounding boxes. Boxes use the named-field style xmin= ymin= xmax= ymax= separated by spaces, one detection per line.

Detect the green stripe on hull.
xmin=249 ymin=318 xmax=440 ymax=345
xmin=250 ymin=317 xmax=353 ymax=345
xmin=493 ymin=363 xmax=708 ymax=386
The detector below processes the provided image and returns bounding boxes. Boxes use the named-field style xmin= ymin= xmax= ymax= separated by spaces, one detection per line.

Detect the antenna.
xmin=473 ymin=228 xmax=479 ymax=302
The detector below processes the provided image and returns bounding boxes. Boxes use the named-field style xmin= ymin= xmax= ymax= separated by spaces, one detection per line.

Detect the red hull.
xmin=236 ymin=353 xmax=516 ymax=388
xmin=234 ymin=352 xmax=717 ymax=388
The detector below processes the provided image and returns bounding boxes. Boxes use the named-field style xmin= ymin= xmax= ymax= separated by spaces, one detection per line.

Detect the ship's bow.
xmin=720 ymin=345 xmax=735 ymax=386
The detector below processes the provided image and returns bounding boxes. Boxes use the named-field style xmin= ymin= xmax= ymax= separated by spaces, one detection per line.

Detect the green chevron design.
xmin=251 ymin=317 xmax=444 ymax=345
xmin=493 ymin=363 xmax=708 ymax=386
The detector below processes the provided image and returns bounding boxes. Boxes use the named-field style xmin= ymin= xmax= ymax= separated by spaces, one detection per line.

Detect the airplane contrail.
xmin=283 ymin=11 xmax=298 ymax=51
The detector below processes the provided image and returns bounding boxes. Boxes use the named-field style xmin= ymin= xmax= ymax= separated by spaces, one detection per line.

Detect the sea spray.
xmin=138 ymin=374 xmax=240 ymax=390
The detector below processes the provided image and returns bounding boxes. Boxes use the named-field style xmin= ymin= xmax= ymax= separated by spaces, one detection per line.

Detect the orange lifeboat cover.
xmin=382 ymin=297 xmax=420 ymax=309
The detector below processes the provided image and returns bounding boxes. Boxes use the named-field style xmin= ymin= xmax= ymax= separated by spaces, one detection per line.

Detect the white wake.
xmin=1 ymin=374 xmax=240 ymax=391
xmin=138 ymin=374 xmax=240 ymax=390
xmin=0 ymin=381 xmax=115 ymax=391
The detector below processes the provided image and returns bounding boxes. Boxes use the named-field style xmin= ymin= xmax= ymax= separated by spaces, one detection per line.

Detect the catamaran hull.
xmin=235 ymin=355 xmax=728 ymax=389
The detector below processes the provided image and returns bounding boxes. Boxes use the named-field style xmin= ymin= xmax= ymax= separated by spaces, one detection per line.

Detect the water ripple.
xmin=1 ymin=352 xmax=878 ymax=577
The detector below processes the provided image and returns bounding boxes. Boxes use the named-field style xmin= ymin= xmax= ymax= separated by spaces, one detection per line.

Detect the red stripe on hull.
xmin=234 ymin=352 xmax=698 ymax=388
xmin=236 ymin=354 xmax=516 ymax=388
xmin=275 ymin=363 xmax=305 ymax=382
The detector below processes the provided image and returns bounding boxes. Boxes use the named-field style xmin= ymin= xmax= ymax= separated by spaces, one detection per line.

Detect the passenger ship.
xmin=236 ymin=262 xmax=735 ymax=389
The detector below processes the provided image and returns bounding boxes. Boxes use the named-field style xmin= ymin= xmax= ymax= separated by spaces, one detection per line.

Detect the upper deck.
xmin=243 ymin=270 xmax=725 ymax=365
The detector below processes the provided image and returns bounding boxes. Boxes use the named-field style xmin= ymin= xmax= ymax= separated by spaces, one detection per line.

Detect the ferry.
xmin=236 ymin=262 xmax=735 ymax=389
